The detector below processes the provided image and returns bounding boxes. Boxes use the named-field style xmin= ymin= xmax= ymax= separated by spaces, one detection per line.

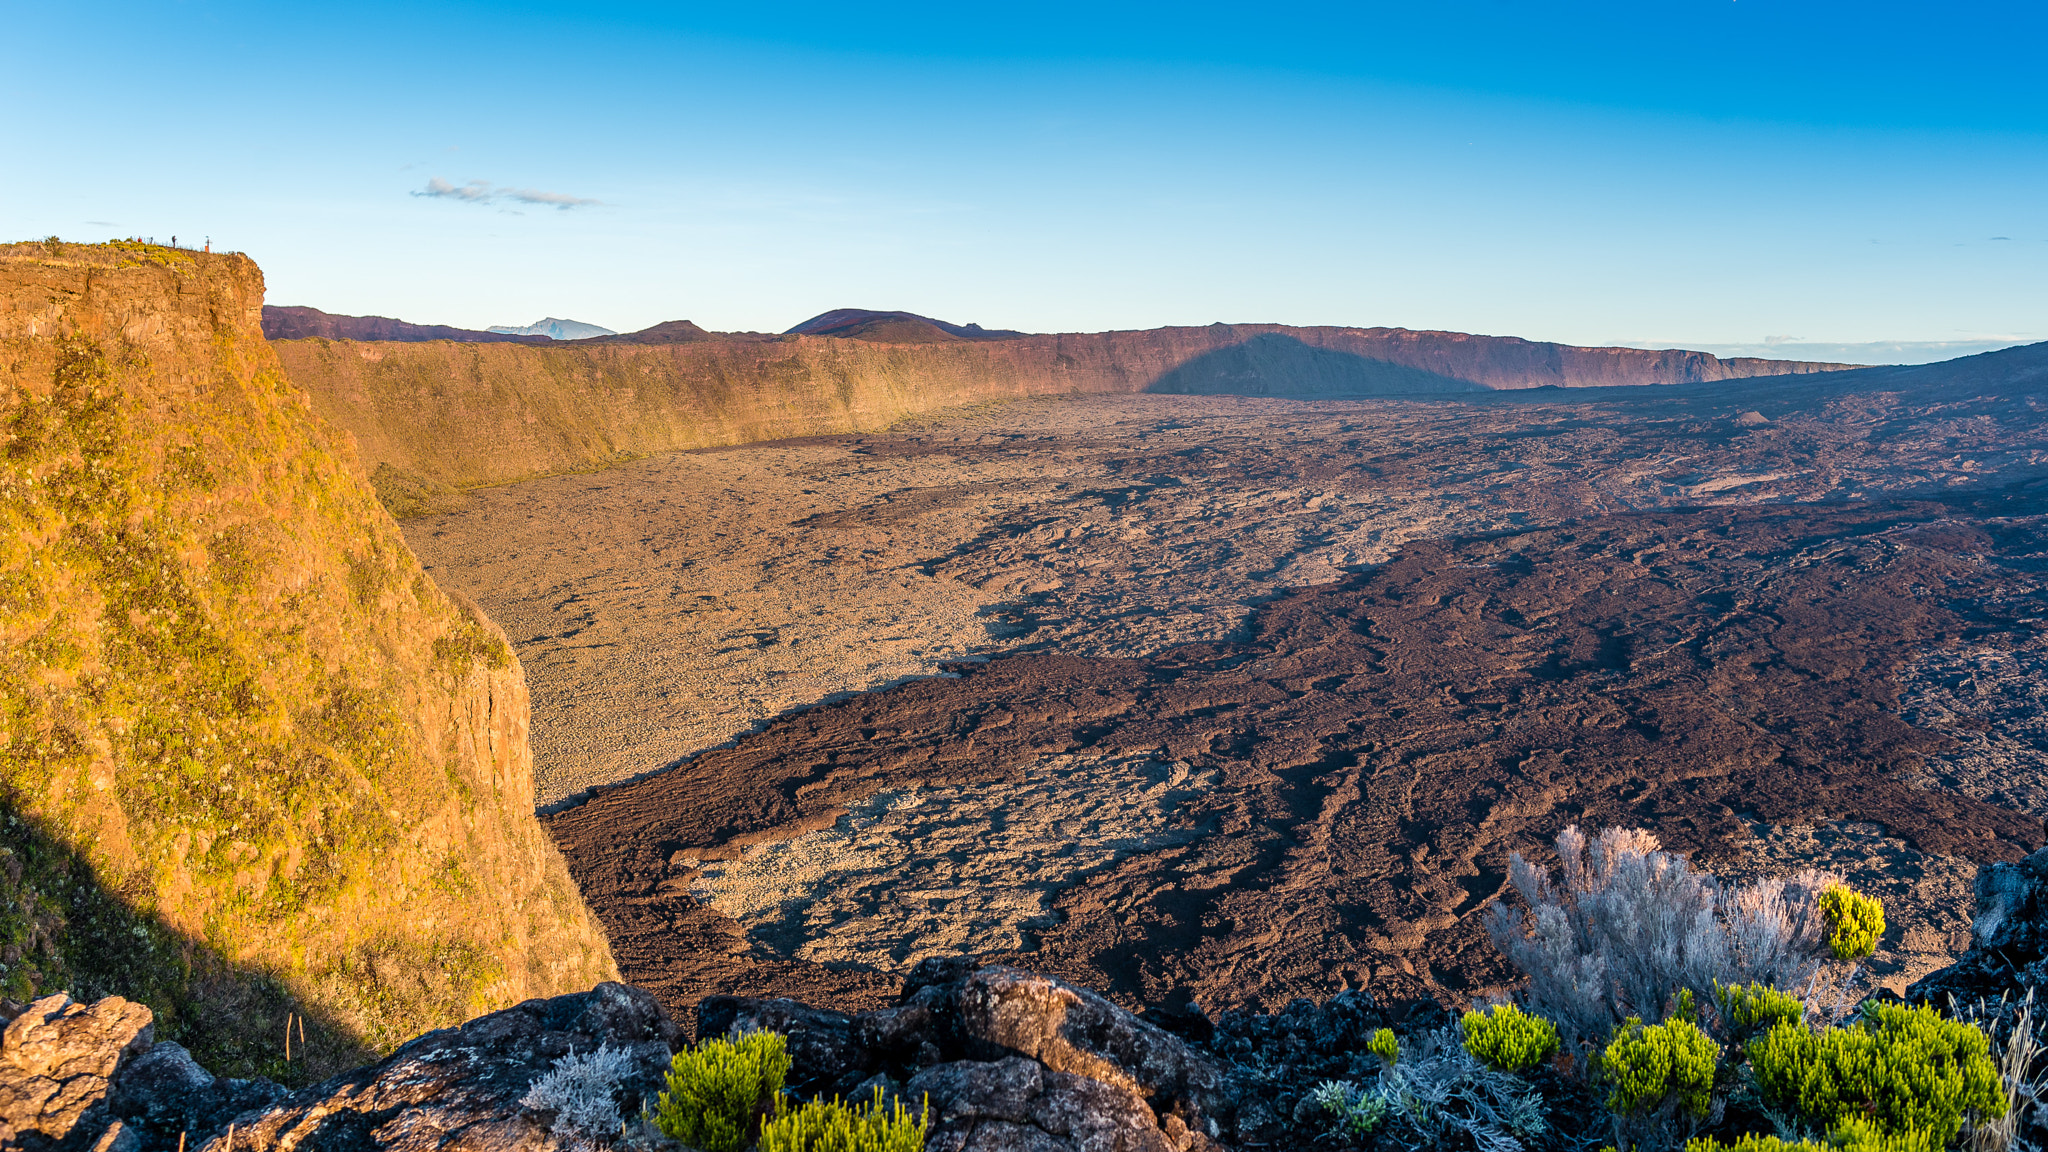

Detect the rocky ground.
xmin=407 ymin=362 xmax=2048 ymax=1022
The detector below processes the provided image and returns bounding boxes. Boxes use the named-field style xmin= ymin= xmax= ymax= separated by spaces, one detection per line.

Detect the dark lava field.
xmin=412 ymin=344 xmax=2048 ymax=1023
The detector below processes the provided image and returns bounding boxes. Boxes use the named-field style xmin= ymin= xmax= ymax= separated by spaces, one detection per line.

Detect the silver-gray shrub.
xmin=1485 ymin=825 xmax=1842 ymax=1053
xmin=1312 ymin=1028 xmax=1547 ymax=1152
xmin=520 ymin=1043 xmax=640 ymax=1147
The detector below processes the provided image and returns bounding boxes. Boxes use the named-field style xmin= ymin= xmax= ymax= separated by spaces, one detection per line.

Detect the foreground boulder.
xmin=0 ymin=984 xmax=679 ymax=1152
xmin=194 ymin=983 xmax=679 ymax=1152
xmin=701 ymin=958 xmax=1442 ymax=1150
xmin=7 ymin=964 xmax=1449 ymax=1151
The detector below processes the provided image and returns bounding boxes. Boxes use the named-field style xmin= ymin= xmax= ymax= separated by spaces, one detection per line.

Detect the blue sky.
xmin=7 ymin=1 xmax=2044 ymax=362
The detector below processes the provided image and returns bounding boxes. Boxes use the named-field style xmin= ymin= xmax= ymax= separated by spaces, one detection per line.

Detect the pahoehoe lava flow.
xmin=545 ymin=497 xmax=2048 ymax=1020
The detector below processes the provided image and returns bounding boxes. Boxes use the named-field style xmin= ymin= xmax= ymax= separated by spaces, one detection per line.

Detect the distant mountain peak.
xmin=785 ymin=309 xmax=1028 ymax=341
xmin=486 ymin=317 xmax=617 ymax=341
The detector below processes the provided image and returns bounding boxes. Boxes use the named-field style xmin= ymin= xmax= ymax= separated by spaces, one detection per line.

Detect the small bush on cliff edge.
xmin=521 ymin=1043 xmax=640 ymax=1143
xmin=1748 ymin=1003 xmax=2003 ymax=1150
xmin=1369 ymin=1026 xmax=1400 ymax=1068
xmin=651 ymin=1030 xmax=791 ymax=1152
xmin=1463 ymin=1003 xmax=1560 ymax=1073
xmin=757 ymin=1086 xmax=928 ymax=1152
xmin=1600 ymin=1014 xmax=1719 ymax=1152
xmin=1818 ymin=886 xmax=1886 ymax=962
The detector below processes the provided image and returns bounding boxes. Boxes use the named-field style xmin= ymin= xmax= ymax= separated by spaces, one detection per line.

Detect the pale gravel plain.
xmin=407 ymin=395 xmax=1531 ymax=807
xmin=405 ymin=387 xmax=2048 ymax=985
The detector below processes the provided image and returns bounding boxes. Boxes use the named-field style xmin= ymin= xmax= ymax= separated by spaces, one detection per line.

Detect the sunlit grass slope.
xmin=0 ymin=239 xmax=615 ymax=1079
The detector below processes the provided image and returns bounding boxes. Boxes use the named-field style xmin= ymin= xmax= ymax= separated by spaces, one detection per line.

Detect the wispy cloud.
xmin=413 ymin=178 xmax=601 ymax=209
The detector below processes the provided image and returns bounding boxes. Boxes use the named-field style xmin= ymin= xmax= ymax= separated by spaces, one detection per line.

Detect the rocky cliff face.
xmin=270 ymin=322 xmax=1849 ymax=495
xmin=0 ymin=240 xmax=615 ymax=1080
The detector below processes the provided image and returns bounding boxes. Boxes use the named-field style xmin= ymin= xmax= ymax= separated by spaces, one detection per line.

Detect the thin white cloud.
xmin=414 ymin=177 xmax=600 ymax=209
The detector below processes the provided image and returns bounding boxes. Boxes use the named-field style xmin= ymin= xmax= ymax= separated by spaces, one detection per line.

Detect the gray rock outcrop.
xmin=1909 ymin=842 xmax=2048 ymax=1005
xmin=5 ymin=963 xmax=1448 ymax=1151
xmin=704 ymin=959 xmax=1320 ymax=1150
xmin=0 ymin=983 xmax=681 ymax=1152
xmin=199 ymin=982 xmax=679 ymax=1151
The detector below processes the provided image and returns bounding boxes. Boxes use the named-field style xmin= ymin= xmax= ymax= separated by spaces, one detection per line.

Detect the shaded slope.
xmin=0 ymin=240 xmax=615 ymax=1078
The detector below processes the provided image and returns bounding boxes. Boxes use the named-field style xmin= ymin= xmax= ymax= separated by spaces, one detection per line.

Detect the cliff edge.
xmin=0 ymin=239 xmax=616 ymax=1080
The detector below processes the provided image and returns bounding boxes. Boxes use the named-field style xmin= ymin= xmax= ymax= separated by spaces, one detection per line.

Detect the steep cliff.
xmin=273 ymin=321 xmax=1849 ymax=494
xmin=0 ymin=240 xmax=615 ymax=1080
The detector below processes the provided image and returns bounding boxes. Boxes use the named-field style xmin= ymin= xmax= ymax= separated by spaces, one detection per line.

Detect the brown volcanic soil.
xmin=398 ymin=349 xmax=2048 ymax=1022
xmin=544 ymin=498 xmax=2048 ymax=1019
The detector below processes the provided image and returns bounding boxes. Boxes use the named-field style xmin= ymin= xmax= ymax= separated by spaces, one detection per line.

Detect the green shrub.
xmin=1462 ymin=1004 xmax=1560 ymax=1072
xmin=758 ymin=1087 xmax=928 ymax=1152
xmin=1826 ymin=1117 xmax=1941 ymax=1152
xmin=1748 ymin=1003 xmax=2003 ymax=1149
xmin=651 ymin=1030 xmax=793 ymax=1152
xmin=1368 ymin=1027 xmax=1399 ymax=1068
xmin=1602 ymin=1016 xmax=1717 ymax=1119
xmin=1717 ymin=982 xmax=1806 ymax=1041
xmin=1308 ymin=1079 xmax=1386 ymax=1139
xmin=1686 ymin=1135 xmax=1825 ymax=1152
xmin=1817 ymin=886 xmax=1885 ymax=961
xmin=1686 ymin=1135 xmax=1826 ymax=1152
xmin=1685 ymin=1117 xmax=1938 ymax=1152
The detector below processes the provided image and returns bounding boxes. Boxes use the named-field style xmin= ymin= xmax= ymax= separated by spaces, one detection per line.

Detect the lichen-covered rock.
xmin=704 ymin=960 xmax=1295 ymax=1149
xmin=105 ymin=1041 xmax=287 ymax=1148
xmin=1908 ymin=842 xmax=2048 ymax=1004
xmin=0 ymin=994 xmax=153 ymax=1151
xmin=190 ymin=982 xmax=679 ymax=1152
xmin=907 ymin=1057 xmax=1175 ymax=1152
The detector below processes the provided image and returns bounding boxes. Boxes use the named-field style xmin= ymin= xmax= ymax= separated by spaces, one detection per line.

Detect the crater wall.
xmin=271 ymin=323 xmax=1848 ymax=493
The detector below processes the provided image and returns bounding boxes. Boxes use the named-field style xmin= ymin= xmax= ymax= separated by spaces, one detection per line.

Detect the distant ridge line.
xmin=262 ymin=305 xmax=550 ymax=344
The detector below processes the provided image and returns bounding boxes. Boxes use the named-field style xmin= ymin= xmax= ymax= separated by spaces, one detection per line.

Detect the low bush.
xmin=1603 ymin=1016 xmax=1718 ymax=1119
xmin=520 ymin=1043 xmax=639 ymax=1143
xmin=1818 ymin=886 xmax=1886 ymax=962
xmin=1305 ymin=1027 xmax=1545 ymax=1151
xmin=1487 ymin=825 xmax=1844 ymax=1054
xmin=1375 ymin=1028 xmax=1548 ymax=1152
xmin=1685 ymin=1118 xmax=1939 ymax=1152
xmin=1309 ymin=1079 xmax=1387 ymax=1140
xmin=651 ymin=1030 xmax=793 ymax=1152
xmin=1369 ymin=1026 xmax=1400 ymax=1068
xmin=757 ymin=1087 xmax=928 ymax=1152
xmin=1601 ymin=1015 xmax=1719 ymax=1152
xmin=1463 ymin=1004 xmax=1560 ymax=1073
xmin=1717 ymin=982 xmax=1808 ymax=1043
xmin=1748 ymin=1003 xmax=2003 ymax=1150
